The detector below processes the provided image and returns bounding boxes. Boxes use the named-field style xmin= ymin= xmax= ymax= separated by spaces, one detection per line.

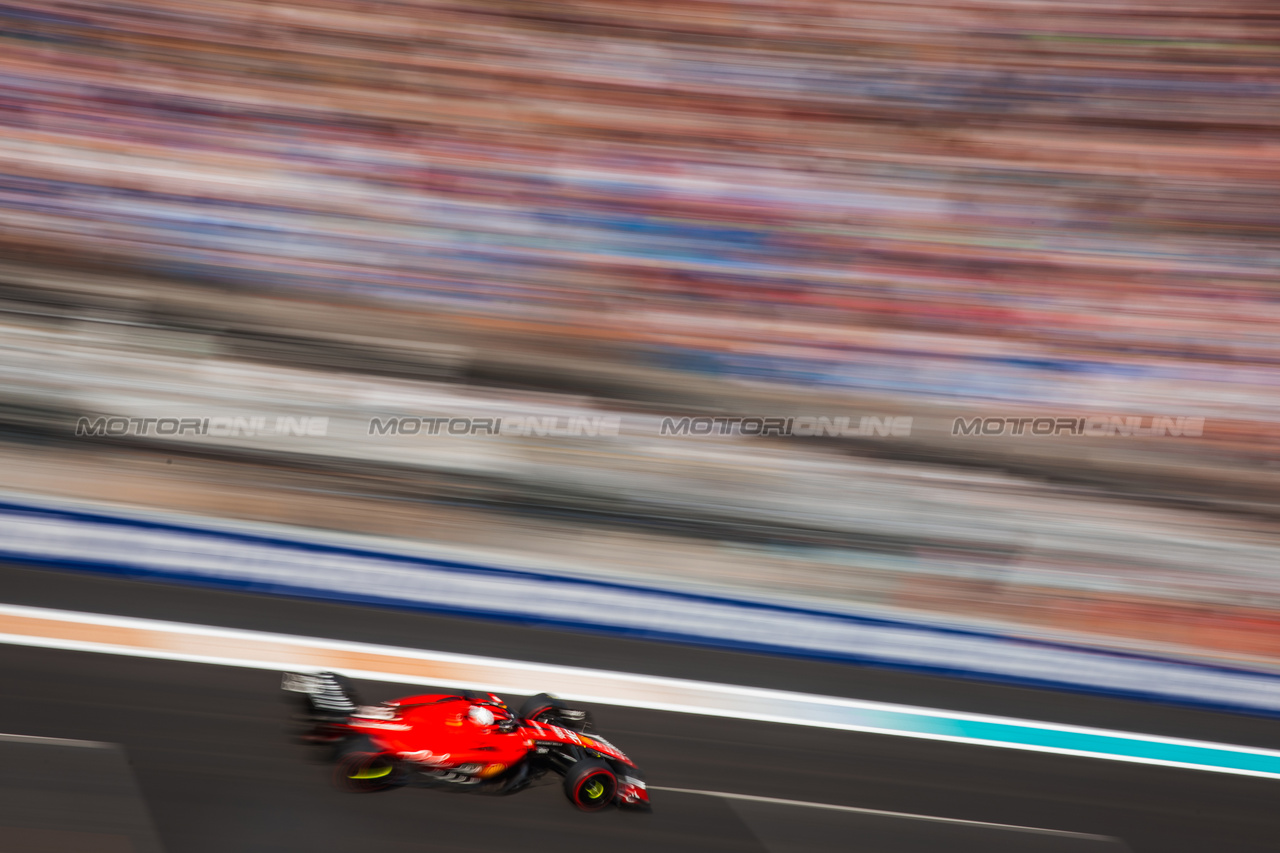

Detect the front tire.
xmin=563 ymin=759 xmax=617 ymax=811
xmin=519 ymin=693 xmax=592 ymax=731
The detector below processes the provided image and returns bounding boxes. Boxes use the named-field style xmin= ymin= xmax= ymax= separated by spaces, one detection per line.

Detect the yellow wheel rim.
xmin=350 ymin=763 xmax=393 ymax=780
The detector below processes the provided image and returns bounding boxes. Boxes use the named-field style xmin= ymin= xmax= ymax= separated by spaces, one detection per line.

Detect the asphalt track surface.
xmin=2 ymin=563 xmax=1280 ymax=852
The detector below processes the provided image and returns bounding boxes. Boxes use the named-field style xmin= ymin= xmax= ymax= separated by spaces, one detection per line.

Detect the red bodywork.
xmin=340 ymin=692 xmax=648 ymax=806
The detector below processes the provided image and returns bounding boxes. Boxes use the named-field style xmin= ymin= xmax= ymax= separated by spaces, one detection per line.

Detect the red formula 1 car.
xmin=283 ymin=672 xmax=650 ymax=812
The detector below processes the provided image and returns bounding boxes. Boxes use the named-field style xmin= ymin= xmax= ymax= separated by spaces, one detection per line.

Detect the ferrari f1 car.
xmin=283 ymin=672 xmax=650 ymax=812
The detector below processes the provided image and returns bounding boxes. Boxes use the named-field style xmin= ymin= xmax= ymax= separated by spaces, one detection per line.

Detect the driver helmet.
xmin=468 ymin=704 xmax=496 ymax=727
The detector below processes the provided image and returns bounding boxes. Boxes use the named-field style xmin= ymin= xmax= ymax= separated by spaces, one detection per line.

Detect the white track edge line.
xmin=3 ymin=603 xmax=1279 ymax=759
xmin=3 ymin=629 xmax=1280 ymax=782
xmin=0 ymin=732 xmax=110 ymax=749
xmin=650 ymin=786 xmax=1121 ymax=841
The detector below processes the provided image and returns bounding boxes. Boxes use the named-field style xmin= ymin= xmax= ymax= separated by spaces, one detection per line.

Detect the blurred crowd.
xmin=2 ymin=0 xmax=1278 ymax=413
xmin=1 ymin=1 xmax=1279 ymax=666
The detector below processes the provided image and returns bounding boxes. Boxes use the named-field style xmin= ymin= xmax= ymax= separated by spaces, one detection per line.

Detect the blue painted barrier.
xmin=1 ymin=496 xmax=1278 ymax=716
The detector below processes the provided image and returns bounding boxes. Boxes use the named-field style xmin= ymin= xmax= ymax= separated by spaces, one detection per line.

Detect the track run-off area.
xmin=2 ymin=565 xmax=1279 ymax=851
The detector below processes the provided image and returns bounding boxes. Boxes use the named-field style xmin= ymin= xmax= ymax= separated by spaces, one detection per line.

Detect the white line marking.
xmin=651 ymin=786 xmax=1122 ymax=842
xmin=0 ymin=603 xmax=1278 ymax=783
xmin=0 ymin=604 xmax=1251 ymax=745
xmin=0 ymin=732 xmax=110 ymax=749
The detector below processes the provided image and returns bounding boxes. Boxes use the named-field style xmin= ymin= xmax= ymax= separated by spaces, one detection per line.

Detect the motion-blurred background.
xmin=2 ymin=0 xmax=1279 ymax=671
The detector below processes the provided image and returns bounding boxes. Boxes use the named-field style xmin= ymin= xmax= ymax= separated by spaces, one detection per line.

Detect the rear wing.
xmin=283 ymin=671 xmax=360 ymax=719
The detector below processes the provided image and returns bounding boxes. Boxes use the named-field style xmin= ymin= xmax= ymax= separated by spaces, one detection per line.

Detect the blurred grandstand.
xmin=1 ymin=1 xmax=1279 ymax=668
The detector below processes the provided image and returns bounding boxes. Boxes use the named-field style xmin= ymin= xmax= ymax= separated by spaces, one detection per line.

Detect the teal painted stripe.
xmin=737 ymin=698 xmax=1280 ymax=778
xmin=0 ymin=599 xmax=1276 ymax=782
xmin=946 ymin=719 xmax=1280 ymax=776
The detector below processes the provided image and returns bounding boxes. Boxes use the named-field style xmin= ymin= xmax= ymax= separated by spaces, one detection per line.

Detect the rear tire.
xmin=334 ymin=750 xmax=400 ymax=793
xmin=563 ymin=759 xmax=617 ymax=811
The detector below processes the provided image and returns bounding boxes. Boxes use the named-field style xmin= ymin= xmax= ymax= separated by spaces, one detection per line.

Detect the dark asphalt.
xmin=0 ymin=736 xmax=165 ymax=853
xmin=1 ymin=564 xmax=1279 ymax=852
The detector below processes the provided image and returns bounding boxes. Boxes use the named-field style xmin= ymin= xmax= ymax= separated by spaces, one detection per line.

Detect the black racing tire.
xmin=563 ymin=759 xmax=617 ymax=812
xmin=334 ymin=734 xmax=381 ymax=758
xmin=518 ymin=693 xmax=591 ymax=731
xmin=333 ymin=750 xmax=400 ymax=793
xmin=518 ymin=693 xmax=564 ymax=722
